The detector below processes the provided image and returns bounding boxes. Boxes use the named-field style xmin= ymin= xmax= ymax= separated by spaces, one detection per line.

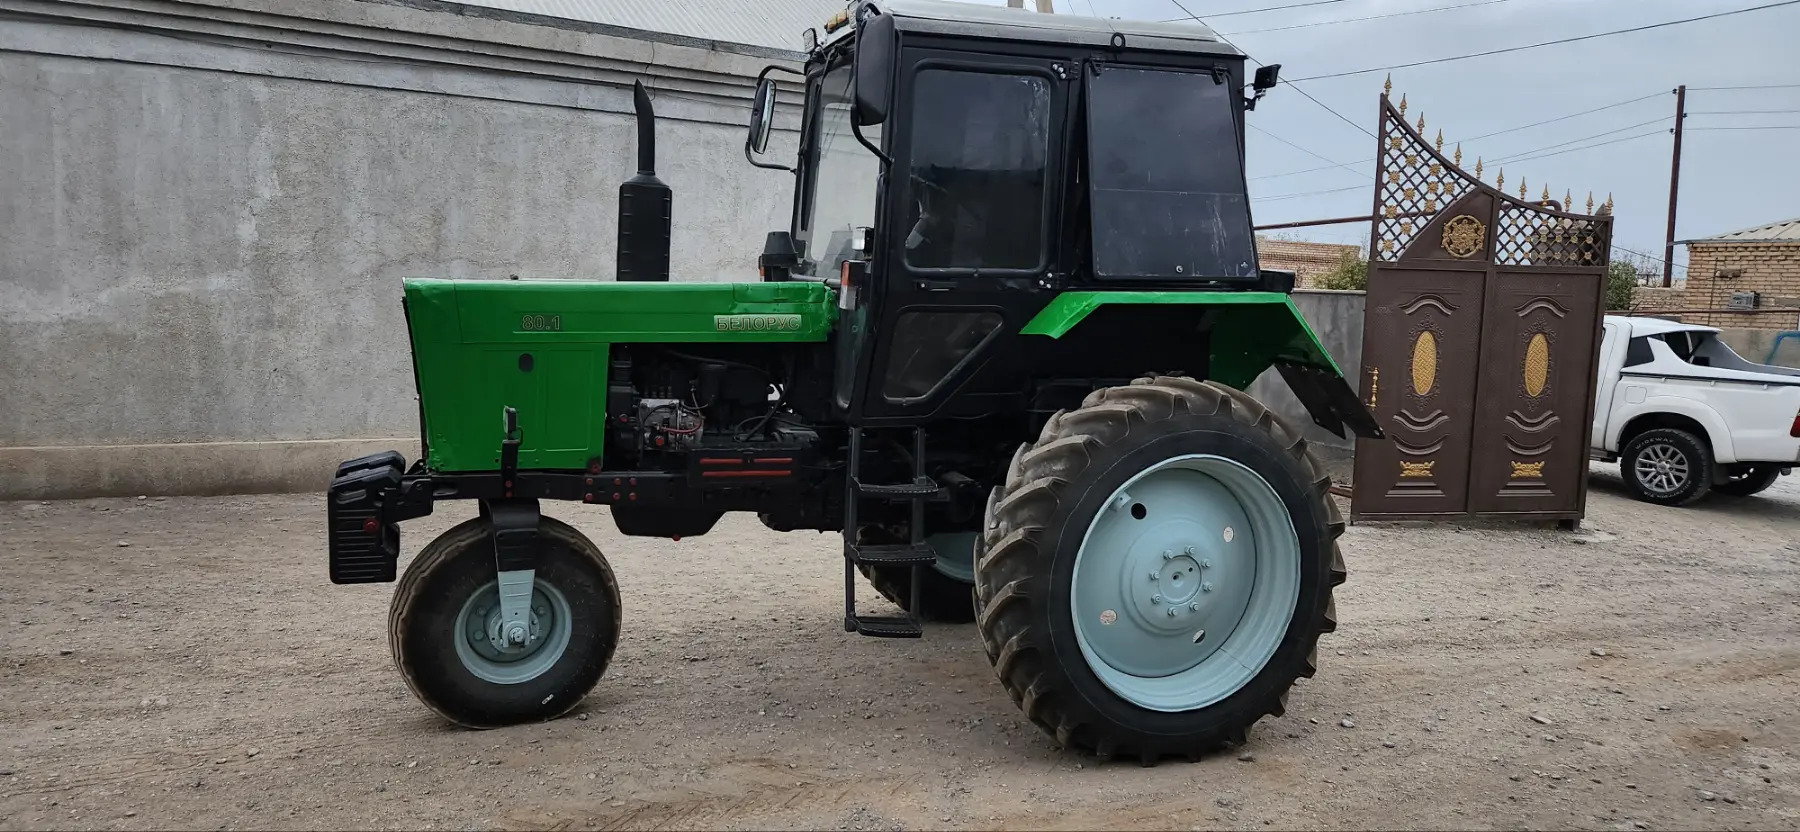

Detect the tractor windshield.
xmin=795 ymin=61 xmax=881 ymax=278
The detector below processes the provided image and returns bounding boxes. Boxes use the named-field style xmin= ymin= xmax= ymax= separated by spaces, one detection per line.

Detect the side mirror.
xmin=1253 ymin=64 xmax=1281 ymax=92
xmin=1246 ymin=63 xmax=1280 ymax=111
xmin=852 ymin=12 xmax=895 ymax=125
xmin=747 ymin=78 xmax=777 ymax=155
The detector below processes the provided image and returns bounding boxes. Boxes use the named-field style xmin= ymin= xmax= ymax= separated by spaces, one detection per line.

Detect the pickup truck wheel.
xmin=390 ymin=517 xmax=621 ymax=728
xmin=1621 ymin=428 xmax=1713 ymax=506
xmin=1715 ymin=465 xmax=1782 ymax=498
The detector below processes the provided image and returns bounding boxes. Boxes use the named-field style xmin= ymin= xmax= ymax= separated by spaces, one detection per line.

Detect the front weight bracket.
xmin=483 ymin=497 xmax=540 ymax=650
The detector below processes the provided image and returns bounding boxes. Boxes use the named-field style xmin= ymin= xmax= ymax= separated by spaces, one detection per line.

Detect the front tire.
xmin=1715 ymin=465 xmax=1781 ymax=498
xmin=1621 ymin=428 xmax=1712 ymax=506
xmin=390 ymin=516 xmax=621 ymax=728
xmin=974 ymin=377 xmax=1343 ymax=761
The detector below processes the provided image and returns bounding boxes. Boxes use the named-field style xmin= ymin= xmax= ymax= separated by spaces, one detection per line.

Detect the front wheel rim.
xmin=452 ymin=579 xmax=574 ymax=685
xmin=928 ymin=531 xmax=978 ymax=583
xmin=1635 ymin=442 xmax=1691 ymax=494
xmin=1070 ymin=454 xmax=1301 ymax=712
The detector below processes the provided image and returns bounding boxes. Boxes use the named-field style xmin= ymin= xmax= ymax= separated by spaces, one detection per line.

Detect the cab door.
xmin=844 ymin=50 xmax=1067 ymax=423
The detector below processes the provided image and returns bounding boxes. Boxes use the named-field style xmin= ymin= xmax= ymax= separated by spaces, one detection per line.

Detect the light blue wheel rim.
xmin=928 ymin=532 xmax=978 ymax=584
xmin=452 ymin=579 xmax=574 ymax=685
xmin=1071 ymin=454 xmax=1300 ymax=712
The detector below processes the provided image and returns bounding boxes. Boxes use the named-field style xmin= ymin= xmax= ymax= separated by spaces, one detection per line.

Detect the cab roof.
xmin=828 ymin=0 xmax=1244 ymax=59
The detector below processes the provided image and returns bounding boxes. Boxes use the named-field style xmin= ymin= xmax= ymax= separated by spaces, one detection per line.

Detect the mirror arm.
xmin=850 ymin=116 xmax=891 ymax=168
xmin=745 ymin=144 xmax=795 ymax=172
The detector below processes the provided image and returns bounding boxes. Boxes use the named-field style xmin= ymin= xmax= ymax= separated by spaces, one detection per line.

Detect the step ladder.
xmin=842 ymin=427 xmax=939 ymax=638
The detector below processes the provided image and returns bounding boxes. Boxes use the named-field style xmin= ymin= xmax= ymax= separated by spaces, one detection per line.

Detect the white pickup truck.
xmin=1592 ymin=315 xmax=1800 ymax=505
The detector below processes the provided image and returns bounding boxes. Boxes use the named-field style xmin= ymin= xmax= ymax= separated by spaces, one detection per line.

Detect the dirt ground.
xmin=2 ymin=466 xmax=1798 ymax=831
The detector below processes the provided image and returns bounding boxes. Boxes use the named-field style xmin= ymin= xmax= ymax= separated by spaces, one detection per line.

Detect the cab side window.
xmin=903 ymin=69 xmax=1052 ymax=271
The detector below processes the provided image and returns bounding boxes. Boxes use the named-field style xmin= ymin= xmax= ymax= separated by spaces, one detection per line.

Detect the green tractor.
xmin=327 ymin=0 xmax=1379 ymax=761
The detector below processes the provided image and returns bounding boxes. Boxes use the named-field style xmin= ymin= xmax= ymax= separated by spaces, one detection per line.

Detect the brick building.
xmin=1677 ymin=218 xmax=1800 ymax=330
xmin=1256 ymin=237 xmax=1361 ymax=288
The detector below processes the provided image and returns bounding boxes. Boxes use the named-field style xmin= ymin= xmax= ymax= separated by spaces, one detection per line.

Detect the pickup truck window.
xmin=1624 ymin=336 xmax=1654 ymax=367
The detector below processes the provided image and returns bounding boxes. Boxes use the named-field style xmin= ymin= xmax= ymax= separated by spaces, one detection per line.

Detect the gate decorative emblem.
xmin=1442 ymin=215 xmax=1485 ymax=258
xmin=1411 ymin=331 xmax=1438 ymax=396
xmin=1352 ymin=81 xmax=1612 ymax=524
xmin=1523 ymin=333 xmax=1551 ymax=398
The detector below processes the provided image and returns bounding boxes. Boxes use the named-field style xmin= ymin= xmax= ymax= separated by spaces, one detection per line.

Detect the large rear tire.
xmin=974 ymin=376 xmax=1343 ymax=762
xmin=859 ymin=530 xmax=978 ymax=623
xmin=390 ymin=516 xmax=621 ymax=728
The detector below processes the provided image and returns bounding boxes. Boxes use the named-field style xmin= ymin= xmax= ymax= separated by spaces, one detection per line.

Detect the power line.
xmin=1486 ymin=117 xmax=1669 ymax=164
xmin=1500 ymin=130 xmax=1666 ymax=165
xmin=1614 ymin=243 xmax=1687 ymax=273
xmin=1248 ymin=90 xmax=1666 ymax=181
xmin=1689 ymin=82 xmax=1800 ymax=90
xmin=1162 ymin=0 xmax=1347 ymax=23
xmin=1247 ymin=123 xmax=1359 ymax=171
xmin=1688 ymin=109 xmax=1800 ymax=115
xmin=1688 ymin=124 xmax=1800 ymax=130
xmin=1168 ymin=0 xmax=1379 ymax=139
xmin=1222 ymin=0 xmax=1510 ymax=35
xmin=1458 ymin=92 xmax=1668 ymax=143
xmin=1286 ymin=1 xmax=1800 ymax=83
xmin=1251 ymin=183 xmax=1368 ymax=202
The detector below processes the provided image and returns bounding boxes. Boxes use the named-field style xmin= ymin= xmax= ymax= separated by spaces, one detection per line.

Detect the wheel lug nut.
xmin=1201 ymin=559 xmax=1213 ymax=569
xmin=1152 ymin=594 xmax=1163 ymax=604
xmin=1202 ymin=582 xmax=1214 ymax=592
xmin=1166 ymin=607 xmax=1178 ymax=617
xmin=1162 ymin=550 xmax=1174 ymax=560
xmin=1189 ymin=602 xmax=1200 ymax=611
xmin=1185 ymin=545 xmax=1197 ymax=555
xmin=1148 ymin=571 xmax=1159 ymax=580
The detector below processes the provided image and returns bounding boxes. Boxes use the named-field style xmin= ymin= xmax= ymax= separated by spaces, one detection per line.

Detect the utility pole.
xmin=1036 ymin=0 xmax=1055 ymax=11
xmin=1661 ymin=84 xmax=1686 ymax=288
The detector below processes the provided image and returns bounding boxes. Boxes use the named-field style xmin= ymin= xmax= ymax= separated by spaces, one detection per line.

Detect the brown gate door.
xmin=1352 ymin=266 xmax=1484 ymax=515
xmin=1351 ymin=93 xmax=1611 ymax=522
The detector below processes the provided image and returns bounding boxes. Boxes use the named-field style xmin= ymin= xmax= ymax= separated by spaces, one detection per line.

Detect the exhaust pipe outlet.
xmin=617 ymin=80 xmax=672 ymax=282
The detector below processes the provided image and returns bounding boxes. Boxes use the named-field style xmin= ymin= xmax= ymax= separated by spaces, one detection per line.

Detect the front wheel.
xmin=975 ymin=377 xmax=1343 ymax=762
xmin=390 ymin=516 xmax=621 ymax=728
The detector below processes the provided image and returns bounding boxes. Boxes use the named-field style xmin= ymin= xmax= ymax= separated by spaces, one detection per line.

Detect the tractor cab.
xmin=747 ymin=0 xmax=1287 ymax=423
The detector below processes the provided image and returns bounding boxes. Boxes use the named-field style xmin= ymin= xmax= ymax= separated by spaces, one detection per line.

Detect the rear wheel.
xmin=1715 ymin=465 xmax=1781 ymax=497
xmin=859 ymin=531 xmax=978 ymax=623
xmin=390 ymin=516 xmax=621 ymax=728
xmin=974 ymin=376 xmax=1343 ymax=761
xmin=1621 ymin=428 xmax=1712 ymax=506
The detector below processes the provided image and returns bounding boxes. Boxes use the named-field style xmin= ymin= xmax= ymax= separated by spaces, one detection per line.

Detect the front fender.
xmin=1022 ymin=291 xmax=1381 ymax=440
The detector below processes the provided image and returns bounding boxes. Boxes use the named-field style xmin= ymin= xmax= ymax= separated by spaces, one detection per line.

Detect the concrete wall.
xmin=0 ymin=0 xmax=806 ymax=498
xmin=0 ymin=0 xmax=1376 ymax=498
xmin=1247 ymin=290 xmax=1366 ymax=458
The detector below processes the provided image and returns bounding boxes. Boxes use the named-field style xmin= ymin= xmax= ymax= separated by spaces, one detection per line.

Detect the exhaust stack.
xmin=617 ymin=81 xmax=672 ymax=282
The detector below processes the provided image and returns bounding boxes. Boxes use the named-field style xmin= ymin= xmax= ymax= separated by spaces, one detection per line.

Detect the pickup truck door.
xmin=1592 ymin=321 xmax=1623 ymax=448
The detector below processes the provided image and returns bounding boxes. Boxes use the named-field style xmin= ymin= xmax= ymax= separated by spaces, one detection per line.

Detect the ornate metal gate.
xmin=1352 ymin=92 xmax=1613 ymax=522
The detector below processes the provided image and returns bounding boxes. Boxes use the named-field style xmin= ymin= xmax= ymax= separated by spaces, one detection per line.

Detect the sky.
xmin=963 ymin=0 xmax=1800 ymax=279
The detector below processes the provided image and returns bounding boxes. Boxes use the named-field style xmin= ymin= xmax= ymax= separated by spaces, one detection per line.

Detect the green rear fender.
xmin=1021 ymin=292 xmax=1382 ymax=440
